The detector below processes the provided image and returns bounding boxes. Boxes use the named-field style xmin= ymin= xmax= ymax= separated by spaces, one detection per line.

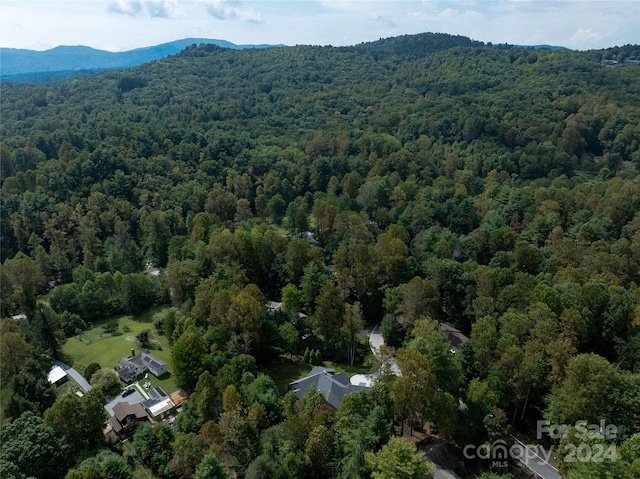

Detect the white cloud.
xmin=317 ymin=1 xmax=375 ymax=12
xmin=205 ymin=0 xmax=262 ymax=23
xmin=106 ymin=0 xmax=179 ymax=18
xmin=437 ymin=7 xmax=485 ymax=22
xmin=376 ymin=15 xmax=398 ymax=29
xmin=570 ymin=28 xmax=603 ymax=45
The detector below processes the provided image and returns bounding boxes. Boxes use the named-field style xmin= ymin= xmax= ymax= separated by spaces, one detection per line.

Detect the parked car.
xmin=121 ymin=387 xmax=135 ymax=397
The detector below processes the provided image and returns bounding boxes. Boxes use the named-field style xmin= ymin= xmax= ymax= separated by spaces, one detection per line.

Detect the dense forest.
xmin=1 ymin=32 xmax=640 ymax=479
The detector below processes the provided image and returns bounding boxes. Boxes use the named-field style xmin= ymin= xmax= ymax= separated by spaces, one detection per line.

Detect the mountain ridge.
xmin=1 ymin=35 xmax=575 ymax=81
xmin=0 ymin=38 xmax=283 ymax=79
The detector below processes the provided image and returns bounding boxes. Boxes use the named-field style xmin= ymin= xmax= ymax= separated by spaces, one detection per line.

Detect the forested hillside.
xmin=1 ymin=33 xmax=640 ymax=479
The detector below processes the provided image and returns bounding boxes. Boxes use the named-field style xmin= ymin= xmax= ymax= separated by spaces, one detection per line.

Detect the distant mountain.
xmin=493 ymin=43 xmax=569 ymax=50
xmin=0 ymin=38 xmax=282 ymax=80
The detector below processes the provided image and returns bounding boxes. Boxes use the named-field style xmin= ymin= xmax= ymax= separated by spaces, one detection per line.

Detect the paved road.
xmin=53 ymin=359 xmax=92 ymax=393
xmin=511 ymin=436 xmax=561 ymax=479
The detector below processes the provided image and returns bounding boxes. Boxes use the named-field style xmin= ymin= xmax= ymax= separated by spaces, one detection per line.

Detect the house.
xmin=290 ymin=367 xmax=370 ymax=409
xmin=143 ymin=387 xmax=176 ymax=421
xmin=302 ymin=231 xmax=321 ymax=247
xmin=47 ymin=365 xmax=68 ymax=387
xmin=141 ymin=353 xmax=168 ymax=377
xmin=440 ymin=323 xmax=469 ymax=354
xmin=116 ymin=349 xmax=168 ymax=383
xmin=117 ymin=358 xmax=142 ymax=383
xmin=108 ymin=401 xmax=148 ymax=440
xmin=266 ymin=301 xmax=307 ymax=320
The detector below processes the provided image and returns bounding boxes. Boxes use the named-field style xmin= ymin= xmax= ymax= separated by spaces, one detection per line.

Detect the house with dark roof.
xmin=439 ymin=323 xmax=469 ymax=354
xmin=290 ymin=367 xmax=369 ymax=409
xmin=108 ymin=401 xmax=148 ymax=440
xmin=116 ymin=349 xmax=168 ymax=383
xmin=143 ymin=387 xmax=176 ymax=421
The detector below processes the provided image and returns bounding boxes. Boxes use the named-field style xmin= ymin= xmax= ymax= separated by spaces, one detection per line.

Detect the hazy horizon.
xmin=1 ymin=1 xmax=638 ymax=53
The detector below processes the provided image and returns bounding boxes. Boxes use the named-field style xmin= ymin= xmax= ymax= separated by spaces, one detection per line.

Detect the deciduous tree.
xmin=365 ymin=436 xmax=434 ymax=479
xmin=0 ymin=412 xmax=70 ymax=479
xmin=171 ymin=327 xmax=207 ymax=393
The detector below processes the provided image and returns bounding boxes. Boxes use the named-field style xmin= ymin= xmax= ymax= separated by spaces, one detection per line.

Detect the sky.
xmin=1 ymin=1 xmax=638 ymax=52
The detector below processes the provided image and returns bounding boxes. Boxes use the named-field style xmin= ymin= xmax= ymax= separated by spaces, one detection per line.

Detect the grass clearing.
xmin=263 ymin=350 xmax=374 ymax=396
xmin=264 ymin=356 xmax=313 ymax=395
xmin=62 ymin=306 xmax=177 ymax=394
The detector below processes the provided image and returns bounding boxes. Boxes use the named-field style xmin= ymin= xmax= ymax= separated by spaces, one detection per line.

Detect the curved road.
xmin=53 ymin=359 xmax=92 ymax=393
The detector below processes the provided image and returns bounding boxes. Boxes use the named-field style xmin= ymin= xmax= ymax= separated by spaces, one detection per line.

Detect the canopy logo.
xmin=463 ymin=421 xmax=619 ymax=468
xmin=463 ymin=439 xmax=551 ymax=468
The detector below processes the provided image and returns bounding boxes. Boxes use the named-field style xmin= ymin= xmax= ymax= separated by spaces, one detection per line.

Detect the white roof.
xmin=350 ymin=374 xmax=374 ymax=387
xmin=147 ymin=397 xmax=174 ymax=416
xmin=47 ymin=365 xmax=67 ymax=384
xmin=265 ymin=301 xmax=283 ymax=311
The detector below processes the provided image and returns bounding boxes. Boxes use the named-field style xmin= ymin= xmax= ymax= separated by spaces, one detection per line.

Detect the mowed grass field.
xmin=61 ymin=306 xmax=177 ymax=394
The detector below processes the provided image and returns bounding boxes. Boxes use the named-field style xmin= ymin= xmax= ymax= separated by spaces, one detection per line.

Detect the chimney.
xmin=131 ymin=348 xmax=135 ymax=357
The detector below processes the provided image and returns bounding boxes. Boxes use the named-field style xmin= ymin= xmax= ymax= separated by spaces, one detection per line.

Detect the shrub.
xmin=103 ymin=320 xmax=119 ymax=333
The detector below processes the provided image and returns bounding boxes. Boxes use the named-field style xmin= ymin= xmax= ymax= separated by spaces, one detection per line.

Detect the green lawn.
xmin=264 ymin=356 xmax=314 ymax=394
xmin=62 ymin=306 xmax=177 ymax=394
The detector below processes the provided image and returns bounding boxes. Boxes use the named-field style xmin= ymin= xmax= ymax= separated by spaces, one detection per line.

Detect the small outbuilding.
xmin=47 ymin=365 xmax=68 ymax=387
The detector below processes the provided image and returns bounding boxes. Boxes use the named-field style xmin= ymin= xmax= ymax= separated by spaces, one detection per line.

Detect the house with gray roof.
xmin=439 ymin=323 xmax=469 ymax=354
xmin=116 ymin=349 xmax=168 ymax=383
xmin=290 ymin=366 xmax=370 ymax=409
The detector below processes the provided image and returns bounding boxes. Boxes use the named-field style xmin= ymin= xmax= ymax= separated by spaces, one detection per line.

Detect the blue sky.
xmin=1 ymin=1 xmax=638 ymax=52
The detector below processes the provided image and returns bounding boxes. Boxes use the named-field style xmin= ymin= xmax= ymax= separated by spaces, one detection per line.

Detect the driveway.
xmin=511 ymin=436 xmax=561 ymax=479
xmin=368 ymin=325 xmax=401 ymax=376
xmin=433 ymin=468 xmax=462 ymax=479
xmin=104 ymin=382 xmax=146 ymax=416
xmin=53 ymin=359 xmax=92 ymax=393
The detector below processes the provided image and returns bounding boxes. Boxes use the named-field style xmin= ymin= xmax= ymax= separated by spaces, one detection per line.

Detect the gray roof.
xmin=290 ymin=367 xmax=369 ymax=409
xmin=118 ymin=358 xmax=132 ymax=369
xmin=148 ymin=387 xmax=168 ymax=400
xmin=118 ymin=351 xmax=167 ymax=375
xmin=440 ymin=323 xmax=469 ymax=353
xmin=143 ymin=398 xmax=160 ymax=409
xmin=148 ymin=360 xmax=163 ymax=370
